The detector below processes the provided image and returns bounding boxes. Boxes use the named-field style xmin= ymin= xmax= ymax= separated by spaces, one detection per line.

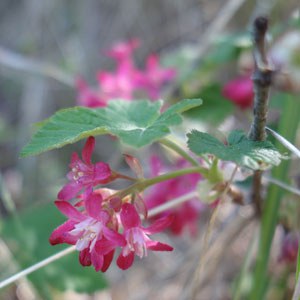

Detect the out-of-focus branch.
xmin=248 ymin=16 xmax=273 ymax=141
xmin=0 ymin=46 xmax=75 ymax=87
xmin=163 ymin=0 xmax=247 ymax=97
xmin=248 ymin=16 xmax=273 ymax=216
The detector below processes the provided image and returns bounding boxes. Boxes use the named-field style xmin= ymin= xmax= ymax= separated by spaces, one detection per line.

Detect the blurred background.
xmin=0 ymin=0 xmax=300 ymax=299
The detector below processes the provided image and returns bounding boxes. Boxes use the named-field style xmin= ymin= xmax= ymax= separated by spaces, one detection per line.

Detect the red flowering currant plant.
xmin=18 ymin=37 xmax=285 ymax=277
xmin=3 ymin=17 xmax=300 ymax=299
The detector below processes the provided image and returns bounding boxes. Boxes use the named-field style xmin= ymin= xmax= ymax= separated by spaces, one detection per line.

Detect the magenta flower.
xmin=137 ymin=54 xmax=176 ymax=100
xmin=278 ymin=232 xmax=299 ymax=264
xmin=75 ymin=39 xmax=177 ymax=107
xmin=76 ymin=77 xmax=107 ymax=108
xmin=58 ymin=137 xmax=112 ymax=201
xmin=222 ymin=76 xmax=254 ymax=109
xmin=50 ymin=194 xmax=126 ymax=272
xmin=146 ymin=157 xmax=203 ymax=236
xmin=97 ymin=65 xmax=139 ymax=101
xmin=117 ymin=203 xmax=173 ymax=270
xmin=105 ymin=38 xmax=140 ymax=63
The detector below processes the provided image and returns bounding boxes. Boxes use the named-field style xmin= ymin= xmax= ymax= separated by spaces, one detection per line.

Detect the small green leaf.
xmin=21 ymin=99 xmax=202 ymax=157
xmin=187 ymin=130 xmax=286 ymax=170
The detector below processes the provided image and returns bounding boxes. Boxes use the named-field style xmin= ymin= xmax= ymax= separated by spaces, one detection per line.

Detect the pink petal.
xmin=97 ymin=72 xmax=115 ymax=92
xmin=146 ymin=54 xmax=159 ymax=70
xmin=85 ymin=192 xmax=103 ymax=219
xmin=55 ymin=201 xmax=85 ymax=222
xmin=82 ymin=137 xmax=95 ymax=164
xmin=91 ymin=248 xmax=104 ymax=272
xmin=143 ymin=215 xmax=174 ymax=234
xmin=103 ymin=227 xmax=126 ymax=246
xmin=95 ymin=238 xmax=118 ymax=255
xmin=117 ymin=252 xmax=135 ymax=270
xmin=105 ymin=39 xmax=140 ymax=61
xmin=101 ymin=250 xmax=115 ymax=272
xmin=76 ymin=77 xmax=105 ymax=108
xmin=150 ymin=155 xmax=162 ymax=176
xmin=57 ymin=182 xmax=82 ymax=201
xmin=95 ymin=162 xmax=112 ymax=182
xmin=146 ymin=240 xmax=173 ymax=252
xmin=120 ymin=203 xmax=141 ymax=229
xmin=49 ymin=220 xmax=77 ymax=245
xmin=70 ymin=152 xmax=80 ymax=165
xmin=79 ymin=248 xmax=92 ymax=266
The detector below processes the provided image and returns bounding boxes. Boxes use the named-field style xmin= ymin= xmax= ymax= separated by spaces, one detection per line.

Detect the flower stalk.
xmin=110 ymin=166 xmax=207 ymax=200
xmin=159 ymin=137 xmax=200 ymax=167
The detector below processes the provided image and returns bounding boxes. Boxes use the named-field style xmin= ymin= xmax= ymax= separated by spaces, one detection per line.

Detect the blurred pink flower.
xmin=117 ymin=203 xmax=173 ymax=270
xmin=278 ymin=232 xmax=299 ymax=264
xmin=97 ymin=39 xmax=142 ymax=101
xmin=222 ymin=76 xmax=253 ymax=109
xmin=50 ymin=195 xmax=126 ymax=272
xmin=97 ymin=64 xmax=140 ymax=101
xmin=146 ymin=156 xmax=203 ymax=236
xmin=76 ymin=77 xmax=107 ymax=108
xmin=76 ymin=39 xmax=176 ymax=107
xmin=58 ymin=137 xmax=112 ymax=201
xmin=137 ymin=54 xmax=176 ymax=100
xmin=105 ymin=38 xmax=140 ymax=63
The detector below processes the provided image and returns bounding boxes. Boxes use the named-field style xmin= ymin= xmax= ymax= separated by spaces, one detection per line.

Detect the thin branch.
xmin=147 ymin=191 xmax=198 ymax=218
xmin=248 ymin=16 xmax=273 ymax=141
xmin=263 ymin=176 xmax=300 ymax=197
xmin=190 ymin=165 xmax=239 ymax=299
xmin=266 ymin=127 xmax=300 ymax=159
xmin=248 ymin=16 xmax=273 ymax=216
xmin=163 ymin=0 xmax=247 ymax=97
xmin=0 ymin=46 xmax=75 ymax=87
xmin=159 ymin=137 xmax=200 ymax=167
xmin=0 ymin=246 xmax=76 ymax=289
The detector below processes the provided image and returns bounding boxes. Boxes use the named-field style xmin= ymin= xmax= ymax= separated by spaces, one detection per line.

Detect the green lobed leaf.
xmin=187 ymin=130 xmax=286 ymax=170
xmin=21 ymin=98 xmax=202 ymax=157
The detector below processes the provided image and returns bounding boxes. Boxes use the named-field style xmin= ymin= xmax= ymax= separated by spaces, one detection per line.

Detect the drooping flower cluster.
xmin=145 ymin=156 xmax=204 ymax=236
xmin=76 ymin=39 xmax=176 ymax=107
xmin=50 ymin=137 xmax=173 ymax=272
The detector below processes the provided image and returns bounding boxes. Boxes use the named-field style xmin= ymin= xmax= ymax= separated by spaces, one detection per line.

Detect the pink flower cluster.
xmin=76 ymin=39 xmax=176 ymax=107
xmin=50 ymin=137 xmax=173 ymax=272
xmin=146 ymin=156 xmax=204 ymax=236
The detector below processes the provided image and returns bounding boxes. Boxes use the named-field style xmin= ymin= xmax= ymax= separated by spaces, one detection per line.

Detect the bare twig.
xmin=189 ymin=166 xmax=239 ymax=299
xmin=248 ymin=16 xmax=273 ymax=215
xmin=248 ymin=16 xmax=273 ymax=141
xmin=266 ymin=127 xmax=300 ymax=159
xmin=263 ymin=176 xmax=300 ymax=197
xmin=0 ymin=246 xmax=76 ymax=289
xmin=163 ymin=0 xmax=247 ymax=97
xmin=0 ymin=46 xmax=74 ymax=87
